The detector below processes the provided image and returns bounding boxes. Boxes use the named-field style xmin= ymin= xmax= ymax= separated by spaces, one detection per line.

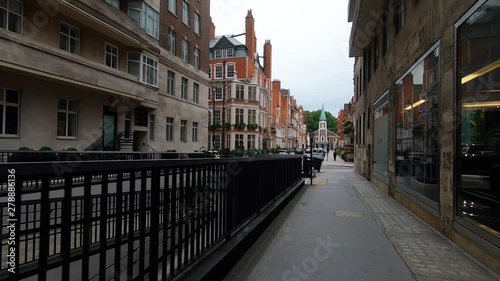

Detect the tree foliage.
xmin=304 ymin=110 xmax=338 ymax=133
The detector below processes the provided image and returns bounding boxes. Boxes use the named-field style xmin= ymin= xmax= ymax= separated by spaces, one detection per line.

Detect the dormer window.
xmin=214 ymin=48 xmax=235 ymax=58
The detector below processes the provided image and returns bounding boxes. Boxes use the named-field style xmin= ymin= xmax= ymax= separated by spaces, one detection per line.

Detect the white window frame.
xmin=194 ymin=48 xmax=200 ymax=69
xmin=127 ymin=52 xmax=159 ymax=87
xmin=226 ymin=108 xmax=231 ymax=124
xmin=0 ymin=0 xmax=23 ymax=34
xmin=247 ymin=134 xmax=256 ymax=149
xmin=128 ymin=2 xmax=159 ymax=39
xmin=214 ymin=86 xmax=223 ymax=101
xmin=168 ymin=29 xmax=176 ymax=54
xmin=215 ymin=64 xmax=223 ymax=79
xmin=167 ymin=71 xmax=175 ymax=96
xmin=0 ymin=88 xmax=20 ymax=136
xmin=182 ymin=39 xmax=189 ymax=62
xmin=226 ymin=63 xmax=235 ymax=78
xmin=192 ymin=122 xmax=198 ymax=142
xmin=247 ymin=109 xmax=256 ymax=124
xmin=194 ymin=13 xmax=200 ymax=35
xmin=214 ymin=49 xmax=222 ymax=59
xmin=168 ymin=0 xmax=176 ymax=14
xmin=105 ymin=43 xmax=119 ymax=69
xmin=182 ymin=1 xmax=189 ymax=26
xmin=57 ymin=98 xmax=78 ymax=138
xmin=208 ymin=64 xmax=212 ymax=79
xmin=193 ymin=82 xmax=200 ymax=103
xmin=181 ymin=77 xmax=188 ymax=100
xmin=248 ymin=86 xmax=257 ymax=100
xmin=235 ymin=134 xmax=244 ymax=148
xmin=236 ymin=84 xmax=245 ymax=99
xmin=214 ymin=110 xmax=221 ymax=125
xmin=60 ymin=22 xmax=80 ymax=54
xmin=235 ymin=108 xmax=244 ymax=124
xmin=180 ymin=119 xmax=187 ymax=142
xmin=166 ymin=117 xmax=174 ymax=141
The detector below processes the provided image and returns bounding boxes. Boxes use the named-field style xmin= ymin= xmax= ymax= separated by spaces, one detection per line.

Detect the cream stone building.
xmin=0 ymin=0 xmax=210 ymax=152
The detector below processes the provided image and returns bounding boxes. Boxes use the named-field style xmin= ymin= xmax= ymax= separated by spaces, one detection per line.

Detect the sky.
xmin=210 ymin=0 xmax=354 ymax=116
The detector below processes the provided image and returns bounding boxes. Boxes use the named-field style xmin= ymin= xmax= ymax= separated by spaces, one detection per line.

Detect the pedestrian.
xmin=333 ymin=150 xmax=337 ymax=161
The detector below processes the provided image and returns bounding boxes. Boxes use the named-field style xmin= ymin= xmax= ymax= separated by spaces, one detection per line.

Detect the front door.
xmin=103 ymin=106 xmax=117 ymax=150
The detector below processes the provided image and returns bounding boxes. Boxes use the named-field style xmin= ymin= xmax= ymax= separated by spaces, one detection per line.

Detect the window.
xmin=215 ymin=64 xmax=223 ymax=79
xmin=182 ymin=39 xmax=189 ymax=62
xmin=395 ymin=43 xmax=440 ymax=204
xmin=394 ymin=0 xmax=405 ymax=35
xmin=247 ymin=134 xmax=256 ymax=149
xmin=382 ymin=24 xmax=389 ymax=56
xmin=181 ymin=77 xmax=188 ymax=100
xmin=236 ymin=84 xmax=245 ymax=99
xmin=235 ymin=108 xmax=244 ymax=124
xmin=208 ymin=64 xmax=212 ymax=79
xmin=57 ymin=99 xmax=78 ymax=137
xmin=192 ymin=122 xmax=198 ymax=142
xmin=194 ymin=13 xmax=200 ymax=35
xmin=149 ymin=114 xmax=155 ymax=141
xmin=166 ymin=117 xmax=174 ymax=141
xmin=193 ymin=82 xmax=199 ymax=103
xmin=105 ymin=0 xmax=119 ymax=8
xmin=214 ymin=110 xmax=221 ymax=125
xmin=0 ymin=0 xmax=22 ymax=34
xmin=457 ymin=0 xmax=500 ymax=236
xmin=180 ymin=120 xmax=187 ymax=142
xmin=127 ymin=52 xmax=158 ymax=87
xmin=0 ymin=88 xmax=19 ymax=136
xmin=214 ymin=48 xmax=234 ymax=58
xmin=374 ymin=36 xmax=379 ymax=70
xmin=188 ymin=48 xmax=198 ymax=70
xmin=227 ymin=63 xmax=235 ymax=78
xmin=182 ymin=1 xmax=189 ymax=25
xmin=105 ymin=43 xmax=119 ymax=69
xmin=248 ymin=109 xmax=256 ymax=125
xmin=248 ymin=86 xmax=257 ymax=100
xmin=226 ymin=108 xmax=231 ymax=124
xmin=213 ymin=135 xmax=221 ymax=149
xmin=235 ymin=134 xmax=244 ymax=149
xmin=128 ymin=2 xmax=159 ymax=39
xmin=60 ymin=22 xmax=80 ymax=54
xmin=168 ymin=0 xmax=176 ymax=14
xmin=226 ymin=134 xmax=231 ymax=149
xmin=214 ymin=86 xmax=222 ymax=100
xmin=167 ymin=71 xmax=175 ymax=95
xmin=168 ymin=29 xmax=176 ymax=54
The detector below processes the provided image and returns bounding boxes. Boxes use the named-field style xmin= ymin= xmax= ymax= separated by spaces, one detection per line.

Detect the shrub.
xmin=66 ymin=147 xmax=77 ymax=151
xmin=18 ymin=146 xmax=31 ymax=151
xmin=40 ymin=146 xmax=53 ymax=151
xmin=234 ymin=123 xmax=246 ymax=129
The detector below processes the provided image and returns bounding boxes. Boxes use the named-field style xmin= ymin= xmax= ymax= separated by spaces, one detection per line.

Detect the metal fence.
xmin=0 ymin=156 xmax=302 ymax=281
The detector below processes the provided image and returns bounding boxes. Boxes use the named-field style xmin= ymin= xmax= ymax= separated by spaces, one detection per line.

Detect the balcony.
xmin=58 ymin=0 xmax=158 ymax=50
xmin=0 ymin=30 xmax=158 ymax=108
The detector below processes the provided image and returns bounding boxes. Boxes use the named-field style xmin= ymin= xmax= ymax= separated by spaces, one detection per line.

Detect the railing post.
xmin=149 ymin=168 xmax=161 ymax=281
xmin=61 ymin=175 xmax=73 ymax=281
xmin=38 ymin=177 xmax=50 ymax=281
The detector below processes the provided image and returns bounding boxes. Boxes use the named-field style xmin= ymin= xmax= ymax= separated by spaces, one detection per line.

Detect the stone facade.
xmin=349 ymin=0 xmax=500 ymax=274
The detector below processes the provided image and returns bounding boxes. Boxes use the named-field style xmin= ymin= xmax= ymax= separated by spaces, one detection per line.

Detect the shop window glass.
xmin=396 ymin=43 xmax=440 ymax=205
xmin=458 ymin=0 xmax=500 ymax=235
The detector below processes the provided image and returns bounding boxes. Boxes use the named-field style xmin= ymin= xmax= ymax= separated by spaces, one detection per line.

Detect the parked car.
xmin=462 ymin=144 xmax=500 ymax=177
xmin=312 ymin=148 xmax=324 ymax=159
xmin=295 ymin=148 xmax=304 ymax=154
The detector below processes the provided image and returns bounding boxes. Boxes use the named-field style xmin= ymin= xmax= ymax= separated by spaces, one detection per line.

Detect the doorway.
xmin=103 ymin=106 xmax=117 ymax=150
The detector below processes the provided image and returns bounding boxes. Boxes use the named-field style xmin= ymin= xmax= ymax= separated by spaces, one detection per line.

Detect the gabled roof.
xmin=209 ymin=35 xmax=245 ymax=49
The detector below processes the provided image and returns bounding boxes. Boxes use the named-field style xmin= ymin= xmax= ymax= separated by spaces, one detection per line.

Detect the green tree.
xmin=304 ymin=110 xmax=338 ymax=133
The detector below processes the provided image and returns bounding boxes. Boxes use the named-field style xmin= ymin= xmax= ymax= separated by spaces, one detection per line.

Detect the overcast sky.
xmin=210 ymin=0 xmax=354 ymax=116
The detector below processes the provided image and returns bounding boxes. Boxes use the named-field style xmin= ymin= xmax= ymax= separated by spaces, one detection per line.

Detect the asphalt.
xmin=223 ymin=164 xmax=499 ymax=281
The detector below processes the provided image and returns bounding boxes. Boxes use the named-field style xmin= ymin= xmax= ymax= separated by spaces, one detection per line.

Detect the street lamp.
xmin=309 ymin=132 xmax=315 ymax=184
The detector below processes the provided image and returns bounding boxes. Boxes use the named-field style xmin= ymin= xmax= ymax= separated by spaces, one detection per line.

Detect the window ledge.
xmin=0 ymin=135 xmax=20 ymax=139
xmin=57 ymin=137 xmax=78 ymax=140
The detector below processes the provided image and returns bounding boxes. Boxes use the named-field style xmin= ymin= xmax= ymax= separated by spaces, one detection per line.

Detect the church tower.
xmin=318 ymin=103 xmax=328 ymax=148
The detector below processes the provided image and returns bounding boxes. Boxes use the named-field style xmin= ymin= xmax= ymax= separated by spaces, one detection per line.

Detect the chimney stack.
xmin=264 ymin=40 xmax=272 ymax=79
xmin=245 ymin=10 xmax=256 ymax=62
xmin=209 ymin=20 xmax=216 ymax=40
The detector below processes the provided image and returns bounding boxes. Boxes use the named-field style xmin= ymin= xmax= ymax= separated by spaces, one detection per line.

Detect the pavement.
xmin=223 ymin=164 xmax=499 ymax=281
xmin=322 ymin=151 xmax=354 ymax=167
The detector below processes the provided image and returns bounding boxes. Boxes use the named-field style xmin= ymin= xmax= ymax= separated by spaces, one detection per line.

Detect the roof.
xmin=209 ymin=35 xmax=245 ymax=48
xmin=320 ymin=103 xmax=326 ymax=121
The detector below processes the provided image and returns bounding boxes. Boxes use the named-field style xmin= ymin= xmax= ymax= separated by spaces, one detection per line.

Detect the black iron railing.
xmin=0 ymin=156 xmax=302 ymax=281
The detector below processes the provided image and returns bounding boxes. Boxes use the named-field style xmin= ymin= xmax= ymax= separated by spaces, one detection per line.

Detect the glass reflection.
xmin=458 ymin=0 xmax=500 ymax=235
xmin=396 ymin=45 xmax=440 ymax=204
xmin=373 ymin=94 xmax=389 ymax=180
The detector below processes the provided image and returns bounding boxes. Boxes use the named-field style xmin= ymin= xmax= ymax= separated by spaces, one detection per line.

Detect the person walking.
xmin=333 ymin=150 xmax=337 ymax=161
